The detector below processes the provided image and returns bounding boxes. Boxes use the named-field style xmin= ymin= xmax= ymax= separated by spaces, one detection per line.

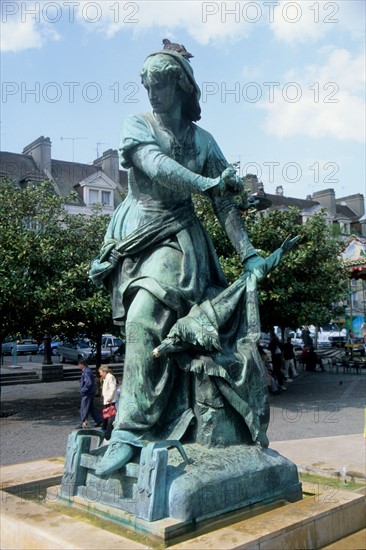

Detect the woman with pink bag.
xmin=98 ymin=366 xmax=118 ymax=441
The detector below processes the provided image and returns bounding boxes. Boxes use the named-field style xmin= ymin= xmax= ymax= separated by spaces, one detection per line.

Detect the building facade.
xmin=248 ymin=176 xmax=366 ymax=336
xmin=0 ymin=136 xmax=128 ymax=216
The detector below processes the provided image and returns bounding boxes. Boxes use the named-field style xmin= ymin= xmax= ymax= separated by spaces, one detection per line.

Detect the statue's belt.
xmin=89 ymin=205 xmax=196 ymax=285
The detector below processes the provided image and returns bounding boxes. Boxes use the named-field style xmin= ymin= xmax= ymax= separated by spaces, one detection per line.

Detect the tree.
xmin=193 ymin=194 xmax=347 ymax=333
xmin=245 ymin=207 xmax=348 ymax=332
xmin=0 ymin=178 xmax=114 ymax=349
xmin=0 ymin=177 xmax=348 ymax=349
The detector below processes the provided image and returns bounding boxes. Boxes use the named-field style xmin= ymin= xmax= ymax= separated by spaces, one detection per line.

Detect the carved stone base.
xmin=167 ymin=443 xmax=302 ymax=521
xmin=60 ymin=431 xmax=301 ymax=523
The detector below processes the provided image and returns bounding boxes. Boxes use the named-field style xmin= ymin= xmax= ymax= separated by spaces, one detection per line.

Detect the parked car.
xmin=2 ymin=337 xmax=38 ymax=355
xmin=58 ymin=339 xmax=110 ymax=364
xmin=102 ymin=334 xmax=124 ymax=355
xmin=328 ymin=334 xmax=346 ymax=348
xmin=38 ymin=337 xmax=61 ymax=356
xmin=317 ymin=324 xmax=346 ymax=348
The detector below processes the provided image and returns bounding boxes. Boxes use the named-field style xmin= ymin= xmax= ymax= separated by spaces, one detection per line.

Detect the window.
xmin=89 ymin=189 xmax=99 ymax=204
xmin=340 ymin=222 xmax=350 ymax=235
xmin=102 ymin=191 xmax=111 ymax=206
xmin=87 ymin=188 xmax=112 ymax=206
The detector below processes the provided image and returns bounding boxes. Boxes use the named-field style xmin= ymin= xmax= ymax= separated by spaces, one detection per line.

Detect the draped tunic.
xmin=90 ymin=112 xmax=269 ymax=447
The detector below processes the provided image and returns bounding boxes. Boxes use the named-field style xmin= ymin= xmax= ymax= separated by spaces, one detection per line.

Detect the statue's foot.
xmin=95 ymin=441 xmax=134 ymax=476
xmin=256 ymin=431 xmax=269 ymax=448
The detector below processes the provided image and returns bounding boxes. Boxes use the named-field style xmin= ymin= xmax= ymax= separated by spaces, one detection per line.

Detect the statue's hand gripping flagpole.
xmin=153 ymin=235 xmax=300 ymax=358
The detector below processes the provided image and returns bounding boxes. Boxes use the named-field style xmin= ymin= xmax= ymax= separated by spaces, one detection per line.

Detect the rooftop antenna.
xmin=96 ymin=141 xmax=109 ymax=158
xmin=60 ymin=136 xmax=87 ymax=162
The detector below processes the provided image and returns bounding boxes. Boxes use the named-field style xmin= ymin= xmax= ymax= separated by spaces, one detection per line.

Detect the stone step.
xmin=63 ymin=364 xmax=124 ymax=381
xmin=0 ymin=363 xmax=125 ymax=385
xmin=0 ymin=371 xmax=39 ymax=386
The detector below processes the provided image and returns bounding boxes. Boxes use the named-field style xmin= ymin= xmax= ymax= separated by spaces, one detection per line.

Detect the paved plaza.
xmin=1 ymin=364 xmax=365 ymax=480
xmin=1 ymin=364 xmax=365 ymax=549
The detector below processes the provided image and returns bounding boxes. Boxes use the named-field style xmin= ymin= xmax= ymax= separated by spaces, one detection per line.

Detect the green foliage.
xmin=0 ymin=177 xmax=348 ymax=342
xmin=246 ymin=207 xmax=347 ymax=330
xmin=193 ymin=195 xmax=348 ymax=331
xmin=0 ymin=178 xmax=113 ymax=341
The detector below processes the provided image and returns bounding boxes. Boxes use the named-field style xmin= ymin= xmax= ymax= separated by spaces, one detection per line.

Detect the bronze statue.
xmin=90 ymin=47 xmax=298 ymax=477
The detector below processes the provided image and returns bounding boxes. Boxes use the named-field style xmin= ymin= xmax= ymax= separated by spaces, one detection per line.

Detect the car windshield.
xmin=77 ymin=341 xmax=90 ymax=349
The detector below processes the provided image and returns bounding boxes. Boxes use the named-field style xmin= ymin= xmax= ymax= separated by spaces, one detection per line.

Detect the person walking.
xmin=282 ymin=337 xmax=298 ymax=379
xmin=258 ymin=344 xmax=281 ymax=395
xmin=98 ymin=365 xmax=118 ymax=441
xmin=268 ymin=332 xmax=286 ymax=390
xmin=77 ymin=360 xmax=103 ymax=429
xmin=301 ymin=326 xmax=313 ymax=349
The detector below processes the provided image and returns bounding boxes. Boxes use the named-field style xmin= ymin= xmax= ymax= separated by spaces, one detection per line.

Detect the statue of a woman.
xmin=90 ymin=48 xmax=292 ymax=477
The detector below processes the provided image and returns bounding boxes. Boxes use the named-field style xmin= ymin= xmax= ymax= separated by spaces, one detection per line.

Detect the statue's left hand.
xmin=280 ymin=235 xmax=300 ymax=253
xmin=243 ymin=235 xmax=300 ymax=280
xmin=243 ymin=254 xmax=268 ymax=279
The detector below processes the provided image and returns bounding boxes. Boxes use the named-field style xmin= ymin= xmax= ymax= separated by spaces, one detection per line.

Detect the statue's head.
xmin=141 ymin=50 xmax=201 ymax=121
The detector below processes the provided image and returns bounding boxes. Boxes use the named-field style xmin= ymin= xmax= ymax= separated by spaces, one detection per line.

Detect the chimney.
xmin=275 ymin=185 xmax=284 ymax=196
xmin=93 ymin=149 xmax=119 ymax=184
xmin=337 ymin=194 xmax=365 ymax=217
xmin=312 ymin=188 xmax=336 ymax=214
xmin=23 ymin=136 xmax=52 ymax=178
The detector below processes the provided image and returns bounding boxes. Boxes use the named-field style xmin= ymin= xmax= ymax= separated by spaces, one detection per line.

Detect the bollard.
xmin=42 ymin=334 xmax=53 ymax=366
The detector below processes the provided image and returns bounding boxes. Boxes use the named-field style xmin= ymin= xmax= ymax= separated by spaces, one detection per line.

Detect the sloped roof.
xmin=0 ymin=151 xmax=128 ymax=207
xmin=264 ymin=192 xmax=361 ymax=223
xmin=0 ymin=151 xmax=47 ymax=182
xmin=51 ymin=159 xmax=100 ymax=201
xmin=51 ymin=158 xmax=127 ymax=206
xmin=336 ymin=204 xmax=360 ymax=222
xmin=265 ymin=193 xmax=315 ymax=210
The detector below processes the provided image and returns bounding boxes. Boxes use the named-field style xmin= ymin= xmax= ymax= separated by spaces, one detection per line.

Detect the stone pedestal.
xmin=33 ymin=363 xmax=63 ymax=381
xmin=167 ymin=444 xmax=301 ymax=521
xmin=1 ymin=458 xmax=365 ymax=548
xmin=60 ymin=431 xmax=302 ymax=524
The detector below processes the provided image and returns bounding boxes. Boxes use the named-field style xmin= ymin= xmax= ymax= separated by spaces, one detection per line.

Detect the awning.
xmin=342 ymin=236 xmax=366 ymax=280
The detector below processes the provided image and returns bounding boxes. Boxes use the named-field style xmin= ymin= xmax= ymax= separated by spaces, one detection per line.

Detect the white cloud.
xmin=73 ymin=1 xmax=257 ymax=44
xmin=0 ymin=3 xmax=61 ymax=53
xmin=270 ymin=0 xmax=364 ymax=44
xmin=1 ymin=18 xmax=43 ymax=52
xmin=271 ymin=0 xmax=328 ymax=43
xmin=259 ymin=48 xmax=365 ymax=143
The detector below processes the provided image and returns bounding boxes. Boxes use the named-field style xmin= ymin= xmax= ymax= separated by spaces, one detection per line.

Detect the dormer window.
xmin=79 ymin=171 xmax=117 ymax=211
xmin=87 ymin=188 xmax=112 ymax=207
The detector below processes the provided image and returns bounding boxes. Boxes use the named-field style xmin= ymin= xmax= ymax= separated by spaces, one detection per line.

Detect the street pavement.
xmin=1 ymin=363 xmax=365 ymax=482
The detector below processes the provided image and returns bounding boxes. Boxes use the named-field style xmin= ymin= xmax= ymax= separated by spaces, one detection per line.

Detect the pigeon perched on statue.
xmin=162 ymin=38 xmax=194 ymax=60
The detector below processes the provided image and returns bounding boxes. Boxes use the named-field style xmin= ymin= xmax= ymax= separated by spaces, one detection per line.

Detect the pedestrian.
xmin=301 ymin=326 xmax=313 ymax=349
xmin=258 ymin=344 xmax=280 ymax=395
xmin=301 ymin=345 xmax=324 ymax=372
xmin=268 ymin=332 xmax=286 ymax=389
xmin=282 ymin=337 xmax=298 ymax=379
xmin=77 ymin=360 xmax=103 ymax=429
xmin=98 ymin=365 xmax=118 ymax=441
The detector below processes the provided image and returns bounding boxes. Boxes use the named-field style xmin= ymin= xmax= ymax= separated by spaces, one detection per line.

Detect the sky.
xmin=1 ymin=0 xmax=365 ymax=202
